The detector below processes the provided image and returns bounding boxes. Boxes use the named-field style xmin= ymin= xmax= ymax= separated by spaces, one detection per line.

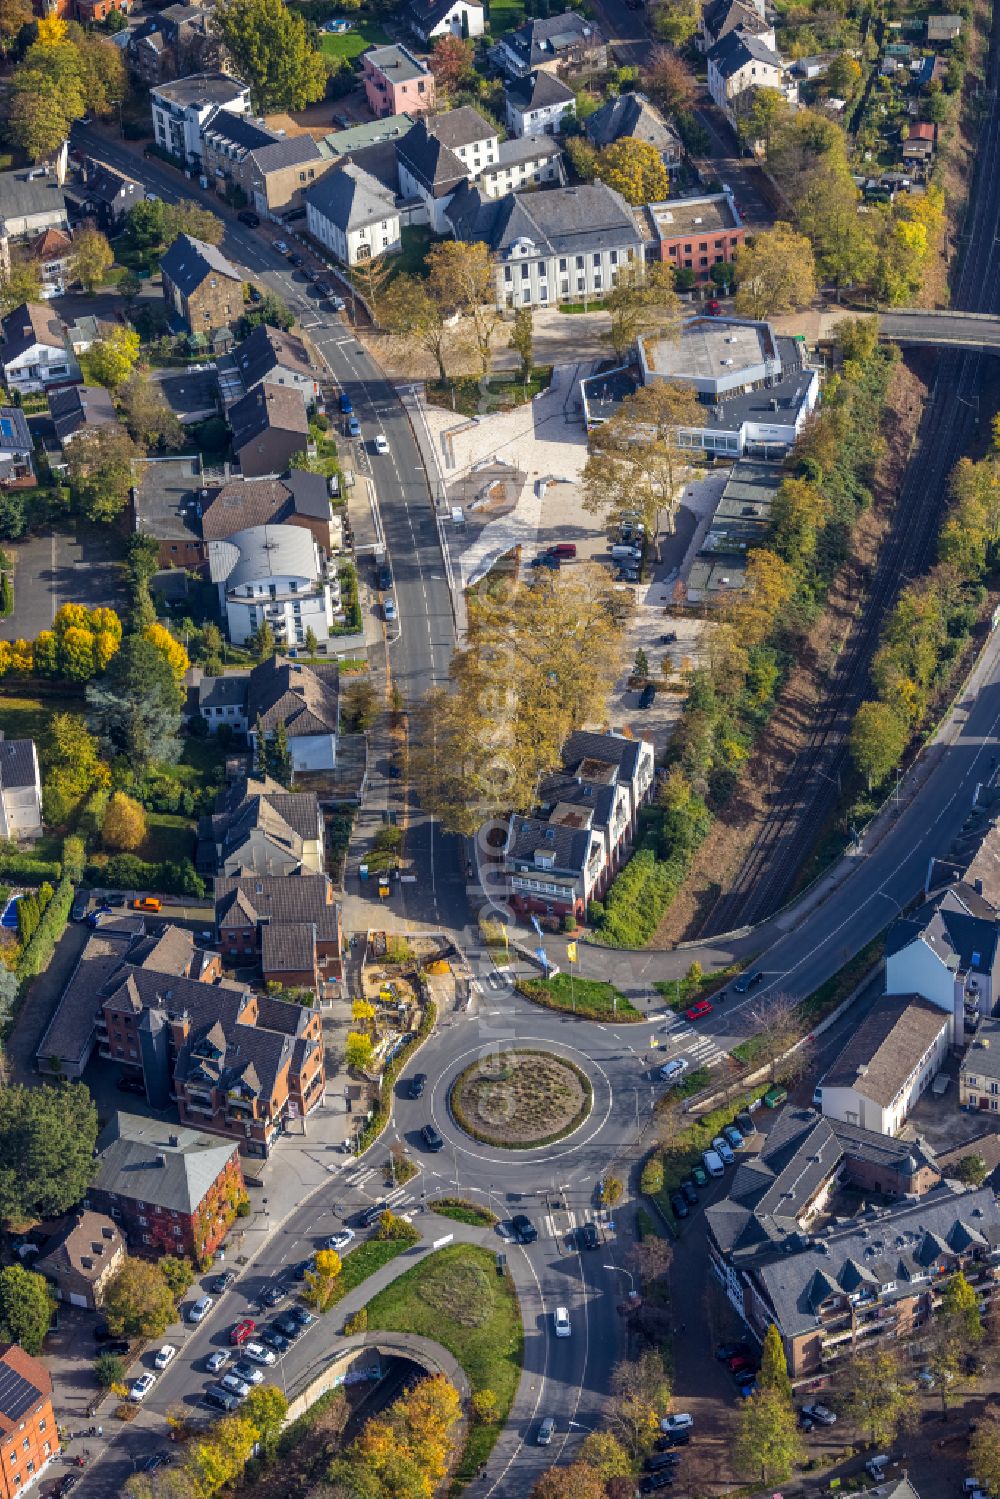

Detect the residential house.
xmin=190 ymin=673 xmax=250 ymax=734
xmin=903 ymin=121 xmax=936 ymax=162
xmin=707 ymin=29 xmax=797 ymax=125
xmin=701 ymin=1104 xmax=998 ymax=1376
xmin=323 ymin=115 xmax=414 ymax=160
xmin=584 ymin=314 xmax=820 ymax=459
xmin=447 ymin=179 xmax=642 ymax=309
xmin=202 ymin=470 xmax=335 ymax=552
xmin=0 ymin=737 xmax=43 ymax=841
xmin=0 ymin=1344 xmax=59 ymax=1497
xmin=247 ymin=654 xmax=339 ymax=772
xmin=362 ymin=44 xmax=436 ymax=119
xmin=560 ymin=730 xmax=655 ymax=833
xmin=76 ymin=0 xmax=131 ymax=22
xmin=35 ymin=1211 xmax=124 ymax=1310
xmin=700 ymin=0 xmax=774 ymax=51
xmin=817 ymin=995 xmax=952 ymax=1135
xmin=228 ymin=385 xmax=310 ymax=479
xmin=0 ymin=303 xmax=79 ymax=395
xmin=534 ymin=763 xmax=633 ymax=887
xmin=127 ymin=5 xmax=220 ymax=88
xmin=215 ymin=871 xmax=343 ymax=991
xmin=960 ymin=1017 xmax=1000 ymax=1113
xmin=130 ymin=455 xmax=206 ymax=569
xmin=398 ymin=108 xmax=566 ymax=232
xmin=584 ymin=92 xmax=683 ymax=174
xmin=885 ymin=882 xmax=1000 ymax=1038
xmin=85 ymin=1113 xmax=247 ymax=1251
xmin=405 ymin=0 xmax=485 ymax=43
xmin=160 ymin=233 xmax=243 ymax=335
xmin=231 ymin=324 xmax=319 ymax=406
xmin=201 ymin=114 xmax=335 ymax=218
xmin=0 ymin=159 xmax=70 ymax=278
xmin=492 ymin=10 xmax=607 ymax=78
xmin=0 ymin=409 xmax=36 ymax=491
xmin=927 ymin=13 xmax=961 ymax=41
xmin=640 ymin=192 xmax=746 ymax=280
xmin=208 ymin=522 xmax=334 ymax=647
xmin=503 ymin=813 xmax=606 ymax=920
xmin=505 ymin=71 xmax=577 ymax=138
xmin=196 ymin=773 xmax=326 ymax=877
xmin=48 ymin=385 xmax=120 ymax=449
xmin=65 ymin=161 xmax=145 ymax=233
xmin=150 ymin=73 xmax=252 ymax=170
xmin=25 ymin=226 xmax=73 ymax=300
xmin=305 ymin=163 xmax=402 ymax=266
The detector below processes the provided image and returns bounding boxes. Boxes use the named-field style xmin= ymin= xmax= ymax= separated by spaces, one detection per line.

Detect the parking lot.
xmin=0 ymin=525 xmax=126 ymax=643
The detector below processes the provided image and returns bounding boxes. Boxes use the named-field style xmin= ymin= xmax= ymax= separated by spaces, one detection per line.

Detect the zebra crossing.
xmin=658 ymin=1014 xmax=727 ymax=1071
xmin=343 ymin=1166 xmax=421 ymax=1216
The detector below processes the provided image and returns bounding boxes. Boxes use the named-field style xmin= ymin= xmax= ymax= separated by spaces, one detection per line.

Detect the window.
xmin=504 ymin=266 xmax=512 ymax=282
xmin=38 ymin=1423 xmax=45 ymax=1435
xmin=559 ymin=258 xmax=567 ymax=272
xmin=610 ymin=250 xmax=618 ymax=265
xmin=593 ymin=253 xmax=600 ymax=267
xmin=521 ymin=264 xmax=530 ymax=280
xmin=575 ymin=255 xmax=584 ymax=269
xmin=21 ymin=1441 xmax=28 ymax=1453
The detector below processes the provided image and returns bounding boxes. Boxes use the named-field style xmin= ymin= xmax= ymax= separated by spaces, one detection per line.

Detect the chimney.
xmin=156 ymin=1152 xmax=167 ymax=1167
xmin=168 ymin=1134 xmax=179 ymax=1147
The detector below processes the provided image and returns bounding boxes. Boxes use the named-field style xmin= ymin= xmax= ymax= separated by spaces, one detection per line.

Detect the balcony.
xmin=184 ymin=1100 xmax=215 ymax=1117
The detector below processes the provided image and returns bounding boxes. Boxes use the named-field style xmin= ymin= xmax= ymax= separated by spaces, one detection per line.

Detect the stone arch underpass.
xmin=283 ymin=1331 xmax=471 ymax=1426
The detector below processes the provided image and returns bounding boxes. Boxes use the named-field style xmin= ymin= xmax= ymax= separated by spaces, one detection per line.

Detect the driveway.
xmin=1 ymin=525 xmax=127 ymax=642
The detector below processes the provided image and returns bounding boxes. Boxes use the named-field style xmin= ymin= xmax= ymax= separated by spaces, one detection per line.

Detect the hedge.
xmin=590 ymin=848 xmax=687 ymax=948
xmin=85 ymin=853 xmax=205 ymax=898
xmin=16 ymin=876 xmax=73 ymax=980
xmin=0 ymin=855 xmax=61 ymax=884
xmin=640 ymin=1154 xmax=664 ymax=1195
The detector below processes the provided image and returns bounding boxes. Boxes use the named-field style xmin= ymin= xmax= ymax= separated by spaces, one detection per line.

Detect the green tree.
xmin=736 ymin=86 xmax=790 ymax=155
xmin=733 ymin=222 xmax=817 ymax=319
xmin=249 ymin=620 xmax=276 ymax=662
xmin=381 ymin=274 xmax=456 ymax=384
xmin=119 ymin=376 xmax=185 ymax=453
xmin=956 ymin=1153 xmax=988 ymax=1186
xmin=429 ymin=32 xmax=475 ymax=94
xmin=243 ymin=1385 xmax=288 ymax=1454
xmin=940 ymin=1269 xmax=983 ymax=1344
xmin=345 ymin=1032 xmax=374 ymax=1072
xmin=350 ymin=253 xmax=393 ymax=324
xmin=160 ymin=1256 xmax=194 ymax=1301
xmin=213 ymin=0 xmax=327 ymax=111
xmin=759 ymin=1323 xmax=791 ymax=1401
xmin=970 ymin=1414 xmax=1000 ymax=1496
xmin=103 ymin=1257 xmax=176 ymax=1339
xmin=0 ymin=253 xmax=42 ymax=316
xmin=70 ymin=224 xmax=114 ymax=294
xmin=0 ymin=1083 xmax=98 ymax=1228
xmin=735 ymin=1387 xmax=803 ymax=1483
xmin=270 ymin=720 xmax=291 ymax=786
xmin=648 ymin=0 xmax=699 ymax=45
xmin=0 ymin=1266 xmax=53 ymax=1355
xmin=565 ymin=135 xmax=598 ymax=182
xmin=81 ymin=326 xmax=141 ymax=389
xmin=102 ymin=791 xmax=147 ymax=852
xmin=428 ymin=240 xmax=502 ymax=376
xmin=66 ymin=426 xmax=138 ymax=524
xmin=95 ymin=1350 xmax=126 ymax=1388
xmin=596 ymin=138 xmax=670 ymax=206
xmin=849 ymin=700 xmax=909 ymax=790
xmin=605 ymin=260 xmax=681 ymax=360
xmin=0 ymin=0 xmax=32 ymax=55
xmin=87 ymin=633 xmax=184 ymax=770
xmin=840 ymin=1347 xmax=918 ymax=1448
xmin=509 ymin=306 xmax=534 ymax=382
xmin=303 ymin=1248 xmax=342 ymax=1312
xmin=239 ymin=290 xmax=293 ymax=336
xmin=304 ymin=625 xmax=319 ymax=655
xmin=579 ymin=1430 xmax=631 ymax=1481
xmin=530 ymin=1465 xmax=607 ymax=1499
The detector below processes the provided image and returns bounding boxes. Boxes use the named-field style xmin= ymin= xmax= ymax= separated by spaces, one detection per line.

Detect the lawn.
xmin=174 ymin=736 xmax=229 ymax=787
xmin=139 ymin=813 xmax=196 ymax=865
xmin=654 ymin=961 xmax=749 ymax=1012
xmin=429 ymin=1197 xmax=498 ymax=1227
xmin=395 ymin=225 xmax=438 ymax=278
xmin=425 ymin=367 xmax=553 ymax=418
xmin=364 ymin=1243 xmax=522 ymax=1481
xmin=331 ymin=1235 xmax=410 ymax=1308
xmin=319 ymin=17 xmax=390 ymax=60
xmin=486 ymin=0 xmax=527 ymax=35
xmin=0 ymin=696 xmax=53 ymax=745
xmin=518 ymin=972 xmax=641 ymax=1021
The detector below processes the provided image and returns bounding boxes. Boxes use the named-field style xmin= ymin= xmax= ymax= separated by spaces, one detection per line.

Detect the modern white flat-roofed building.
xmin=208 ymin=523 xmax=335 ymax=648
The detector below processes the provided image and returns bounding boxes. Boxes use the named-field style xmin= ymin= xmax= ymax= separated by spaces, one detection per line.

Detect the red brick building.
xmin=215 ymin=873 xmax=343 ymax=995
xmin=86 ymin=1113 xmax=246 ymax=1261
xmin=0 ymin=1344 xmax=59 ymax=1499
xmin=643 ymin=193 xmax=746 ymax=282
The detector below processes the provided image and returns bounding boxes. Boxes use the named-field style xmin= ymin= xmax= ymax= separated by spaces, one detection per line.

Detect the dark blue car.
xmin=339 ymin=391 xmax=353 ymax=414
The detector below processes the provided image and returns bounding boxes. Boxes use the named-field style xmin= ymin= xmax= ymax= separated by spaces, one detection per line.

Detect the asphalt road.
xmin=879 ymin=309 xmax=1000 ymax=347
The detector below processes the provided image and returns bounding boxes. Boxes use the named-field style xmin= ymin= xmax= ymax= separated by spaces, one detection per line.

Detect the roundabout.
xmin=449 ymin=1048 xmax=593 ymax=1149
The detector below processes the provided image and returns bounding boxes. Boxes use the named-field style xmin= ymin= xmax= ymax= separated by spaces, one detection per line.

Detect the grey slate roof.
xmin=562 ymin=729 xmax=644 ymax=786
xmin=202 ymin=471 xmax=329 ymax=541
xmin=202 ymin=111 xmax=277 ymax=154
xmin=961 ymin=1019 xmax=1000 ymax=1082
xmin=431 ymin=105 xmax=498 ymax=150
xmin=0 ymin=166 xmax=67 ymax=225
xmin=91 ymin=1112 xmax=239 ymax=1215
xmin=215 ymin=871 xmax=340 ymax=941
xmin=0 ymin=737 xmax=36 ymax=791
xmin=249 ymin=135 xmax=327 ymax=177
xmin=407 ymin=0 xmax=484 ymax=35
xmin=1 ymin=302 xmax=67 ymax=364
xmin=49 ymin=384 xmax=119 ymax=445
xmin=506 ymin=814 xmax=594 ymax=875
xmin=703 ymin=0 xmax=771 ymax=43
xmin=198 ymin=774 xmax=322 ymax=875
xmin=398 ymin=121 xmax=467 ymax=197
xmin=262 ymin=922 xmax=317 ymax=973
xmin=585 ymin=92 xmax=680 ymax=152
xmin=494 ymin=135 xmax=565 ymax=169
xmin=0 ymin=408 xmax=32 ymax=458
xmin=159 ymin=234 xmax=241 ymax=298
xmin=306 ymin=162 xmax=397 ymax=231
xmin=506 ymin=69 xmax=576 ymax=111
xmin=247 ymin=654 xmax=339 ymax=737
xmin=503 ymin=9 xmax=604 ymax=69
xmin=228 ymin=384 xmax=309 ymax=452
xmin=886 ymin=884 xmax=1000 ymax=973
xmin=708 ymin=26 xmax=781 ymax=77
xmin=234 ymin=324 xmax=314 ymax=390
xmin=448 ymin=180 xmax=641 ymax=258
xmin=195 ymin=672 xmax=249 ymax=715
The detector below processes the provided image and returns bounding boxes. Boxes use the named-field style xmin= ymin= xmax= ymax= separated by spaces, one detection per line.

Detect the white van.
xmin=659 ymin=1059 xmax=688 ymax=1084
xmin=703 ymin=1148 xmax=725 ymax=1178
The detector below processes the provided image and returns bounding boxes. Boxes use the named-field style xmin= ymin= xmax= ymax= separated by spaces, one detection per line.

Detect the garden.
xmin=517 ymin=971 xmax=640 ymax=1021
xmin=450 ymin=1047 xmax=592 ymax=1147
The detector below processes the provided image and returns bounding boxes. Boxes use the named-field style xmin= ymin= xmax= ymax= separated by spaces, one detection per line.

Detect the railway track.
xmin=697 ymin=39 xmax=1000 ymax=937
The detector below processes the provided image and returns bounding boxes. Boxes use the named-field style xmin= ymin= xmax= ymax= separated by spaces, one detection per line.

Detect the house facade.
xmin=885 ymin=882 xmax=1000 ymax=1040
xmin=208 ymin=523 xmax=334 ymax=647
xmin=0 ymin=1344 xmax=59 ymax=1499
xmin=35 ymin=1211 xmax=125 ymax=1311
xmin=505 ymin=70 xmax=577 ymax=137
xmin=493 ymin=9 xmax=607 ymax=77
xmin=215 ymin=872 xmax=343 ymax=993
xmin=150 ymin=73 xmax=252 ymax=170
xmin=305 ymin=164 xmax=402 ymax=266
xmin=201 ymin=115 xmax=335 ymax=217
xmin=707 ymin=29 xmax=797 ymax=122
xmin=160 ymin=234 xmax=243 ymax=334
xmin=0 ymin=737 xmax=42 ymax=841
xmin=399 ymin=110 xmax=565 ymax=234
xmin=229 ymin=384 xmax=310 ymax=479
xmin=406 ymin=0 xmax=485 ymax=43
xmin=818 ymin=995 xmax=952 ymax=1136
xmin=362 ymin=44 xmax=436 ymax=118
xmin=585 ymin=92 xmax=683 ymax=174
xmin=643 ymin=192 xmax=746 ymax=279
xmin=960 ymin=1018 xmax=1000 ymax=1112
xmin=0 ymin=303 xmax=80 ymax=395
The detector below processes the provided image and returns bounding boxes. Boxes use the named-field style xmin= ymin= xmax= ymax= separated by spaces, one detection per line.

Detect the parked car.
xmin=330 ymin=296 xmax=346 ymax=312
xmin=204 ymin=1386 xmax=241 ymax=1413
xmin=130 ymin=1373 xmax=156 ymax=1402
xmin=511 ymin=1214 xmax=537 ymax=1244
xmin=723 ymin=1125 xmax=743 ymax=1149
xmin=669 ymin=1193 xmax=689 ymax=1219
xmin=133 ymin=896 xmax=160 ymax=912
xmin=288 ymin=252 xmax=303 ymax=267
xmin=154 ymin=1344 xmax=177 ymax=1370
xmin=272 ymin=239 xmax=290 ymax=255
xmin=229 ymin=1319 xmax=256 ymax=1346
xmin=87 ymin=905 xmax=113 ymax=928
xmin=347 ymin=415 xmax=361 ymax=438
xmin=640 ymin=1473 xmax=675 ymax=1492
xmin=116 ymin=1074 xmax=145 ymax=1095
xmin=210 ymin=1271 xmax=236 ymax=1295
xmin=421 ymin=1124 xmax=444 ymax=1152
xmin=531 ymin=553 xmax=560 ymax=570
xmin=802 ymin=1403 xmax=837 ymax=1426
xmin=702 ymin=1149 xmax=725 ymax=1178
xmin=325 ymin=1229 xmax=356 ymax=1253
xmin=656 ymin=1431 xmax=690 ymax=1450
xmin=205 ymin=1350 xmax=230 ymax=1373
xmin=232 ymin=1359 xmax=265 ymax=1386
xmin=289 ymin=1308 xmax=316 ymax=1328
xmin=866 ymin=1457 xmax=891 ymax=1481
xmin=260 ymin=1328 xmax=289 ymax=1353
xmin=339 ymin=391 xmax=353 ymax=414
xmin=272 ymin=1313 xmax=302 ymax=1340
xmin=377 ymin=562 xmax=393 ymax=592
xmin=646 ymin=1452 xmax=682 ymax=1471
xmin=727 ymin=1354 xmax=757 ymax=1375
xmin=690 ymin=1164 xmax=709 ymax=1187
xmin=660 ymin=1414 xmax=694 ymax=1433
xmin=681 ymin=1181 xmax=698 ymax=1206
xmin=763 ymin=1084 xmax=788 ymax=1108
xmin=237 ymin=210 xmax=260 ymax=226
xmin=537 ymin=1417 xmax=555 ymax=1446
xmin=685 ymin=999 xmax=713 ymax=1021
xmin=383 ymin=597 xmax=397 ymax=623
xmin=716 ymin=1342 xmax=752 ymax=1362
xmin=188 ymin=1295 xmax=213 ymax=1324
xmin=712 ymin=1136 xmax=735 ymax=1165
xmin=71 ymin=895 xmax=89 ymax=921
xmin=548 ymin=543 xmax=577 ymax=558
xmin=242 ymin=1341 xmax=277 ymax=1366
xmin=553 ymin=1306 xmax=571 ymax=1338
xmin=639 ymin=683 xmax=657 ymax=709
xmin=292 ymin=1257 xmax=315 ymax=1281
xmin=219 ymin=1372 xmax=250 ymax=1400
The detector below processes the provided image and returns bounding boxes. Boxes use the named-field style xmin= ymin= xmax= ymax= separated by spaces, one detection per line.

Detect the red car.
xmin=705 ymin=298 xmax=722 ymax=315
xmin=685 ymin=999 xmax=713 ymax=1021
xmin=728 ymin=1354 xmax=757 ymax=1375
xmin=229 ymin=1318 xmax=256 ymax=1346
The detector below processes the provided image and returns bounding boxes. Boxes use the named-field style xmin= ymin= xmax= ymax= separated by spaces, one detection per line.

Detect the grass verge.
xmin=653 ymin=960 xmax=748 ymax=1012
xmin=517 ymin=972 xmax=640 ymax=1021
xmin=139 ymin=812 xmax=195 ymax=865
xmin=318 ymin=18 xmax=390 ymax=59
xmin=429 ymin=1197 xmax=498 ymax=1227
xmin=0 ymin=695 xmax=52 ymax=744
xmin=364 ymin=1243 xmax=522 ymax=1485
xmin=328 ymin=1236 xmax=410 ymax=1310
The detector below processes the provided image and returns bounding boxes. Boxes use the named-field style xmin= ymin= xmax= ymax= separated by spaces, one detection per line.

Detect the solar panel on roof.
xmin=0 ymin=1362 xmax=42 ymax=1422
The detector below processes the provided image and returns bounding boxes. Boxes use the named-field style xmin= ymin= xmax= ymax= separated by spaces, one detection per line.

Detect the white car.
xmin=219 ymin=1372 xmax=250 ymax=1400
xmin=154 ymin=1344 xmax=177 ymax=1370
xmin=273 ymin=239 xmax=290 ymax=254
xmin=242 ymin=1341 xmax=276 ymax=1366
xmin=325 ymin=1229 xmax=356 ymax=1252
xmin=232 ymin=1359 xmax=265 ymax=1386
xmin=383 ymin=598 xmax=397 ymax=623
xmin=660 ymin=1414 xmax=694 ymax=1433
xmin=373 ymin=434 xmax=389 ymax=455
xmin=659 ymin=1058 xmax=689 ymax=1084
xmin=712 ymin=1135 xmax=735 ymax=1165
xmin=802 ymin=1403 xmax=837 ymax=1426
xmin=130 ymin=1372 xmax=157 ymax=1402
xmin=188 ymin=1295 xmax=213 ymax=1324
xmin=205 ymin=1350 xmax=230 ymax=1373
xmin=553 ymin=1306 xmax=571 ymax=1338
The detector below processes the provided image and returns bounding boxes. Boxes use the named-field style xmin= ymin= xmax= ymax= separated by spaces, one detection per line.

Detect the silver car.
xmin=537 ymin=1417 xmax=555 ymax=1446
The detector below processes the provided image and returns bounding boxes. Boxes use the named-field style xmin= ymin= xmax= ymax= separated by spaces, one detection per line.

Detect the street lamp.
xmin=603 ymin=1263 xmax=635 ymax=1293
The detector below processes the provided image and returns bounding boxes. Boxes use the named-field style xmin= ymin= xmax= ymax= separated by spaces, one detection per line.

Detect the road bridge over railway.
xmin=879 ymin=309 xmax=1000 ymax=348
